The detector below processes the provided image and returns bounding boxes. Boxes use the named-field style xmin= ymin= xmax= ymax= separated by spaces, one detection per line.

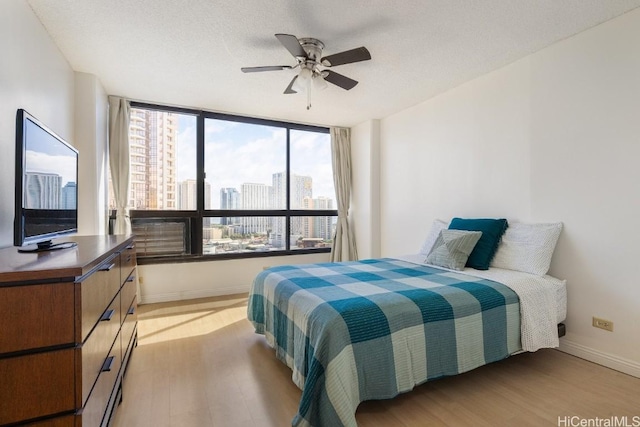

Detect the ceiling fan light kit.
xmin=241 ymin=34 xmax=371 ymax=110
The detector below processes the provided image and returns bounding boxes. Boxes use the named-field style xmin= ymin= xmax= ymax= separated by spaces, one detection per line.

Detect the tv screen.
xmin=14 ymin=109 xmax=79 ymax=252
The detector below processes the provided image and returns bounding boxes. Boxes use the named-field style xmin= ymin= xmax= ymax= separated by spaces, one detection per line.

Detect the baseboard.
xmin=140 ymin=284 xmax=251 ymax=305
xmin=558 ymin=338 xmax=640 ymax=378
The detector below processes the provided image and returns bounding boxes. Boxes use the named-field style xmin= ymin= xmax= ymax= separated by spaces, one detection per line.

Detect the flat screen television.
xmin=14 ymin=109 xmax=79 ymax=252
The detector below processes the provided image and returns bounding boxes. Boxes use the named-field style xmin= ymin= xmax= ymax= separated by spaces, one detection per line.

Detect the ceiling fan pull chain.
xmin=307 ymin=77 xmax=312 ymax=110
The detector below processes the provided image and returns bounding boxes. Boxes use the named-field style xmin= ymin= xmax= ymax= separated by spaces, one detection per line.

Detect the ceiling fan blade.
xmin=284 ymin=76 xmax=298 ymax=94
xmin=241 ymin=65 xmax=293 ymax=73
xmin=321 ymin=47 xmax=371 ymax=67
xmin=323 ymin=70 xmax=358 ymax=90
xmin=275 ymin=34 xmax=306 ymax=58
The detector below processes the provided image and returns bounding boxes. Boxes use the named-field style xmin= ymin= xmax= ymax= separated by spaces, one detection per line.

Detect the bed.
xmin=247 ymin=219 xmax=566 ymax=427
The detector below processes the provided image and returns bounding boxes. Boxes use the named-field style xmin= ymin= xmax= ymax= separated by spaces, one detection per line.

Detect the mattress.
xmin=396 ymin=254 xmax=567 ymax=323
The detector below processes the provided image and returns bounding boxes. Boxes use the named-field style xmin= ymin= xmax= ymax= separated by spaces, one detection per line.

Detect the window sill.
xmin=136 ymin=247 xmax=332 ymax=265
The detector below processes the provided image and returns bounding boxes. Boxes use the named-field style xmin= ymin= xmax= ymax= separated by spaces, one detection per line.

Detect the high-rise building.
xmin=240 ymin=183 xmax=270 ymax=234
xmin=178 ymin=179 xmax=211 ymax=226
xmin=271 ymin=172 xmax=312 ymax=209
xmin=127 ymin=109 xmax=177 ymax=210
xmin=61 ymin=182 xmax=77 ymax=209
xmin=271 ymin=172 xmax=313 ymax=247
xmin=311 ymin=197 xmax=333 ymax=240
xmin=220 ymin=187 xmax=240 ymax=225
xmin=301 ymin=196 xmax=333 ymax=241
xmin=177 ymin=179 xmax=211 ymax=210
xmin=25 ymin=172 xmax=62 ymax=209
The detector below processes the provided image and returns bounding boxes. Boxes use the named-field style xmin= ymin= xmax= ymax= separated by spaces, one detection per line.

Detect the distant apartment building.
xmin=220 ymin=187 xmax=240 ymax=225
xmin=61 ymin=182 xmax=77 ymax=209
xmin=128 ymin=108 xmax=177 ymax=210
xmin=303 ymin=196 xmax=333 ymax=241
xmin=241 ymin=183 xmax=270 ymax=234
xmin=177 ymin=179 xmax=211 ymax=210
xmin=271 ymin=172 xmax=312 ymax=209
xmin=24 ymin=172 xmax=62 ymax=209
xmin=271 ymin=172 xmax=313 ymax=247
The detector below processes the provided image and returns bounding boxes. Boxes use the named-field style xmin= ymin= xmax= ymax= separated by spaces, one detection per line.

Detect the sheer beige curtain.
xmin=108 ymin=96 xmax=132 ymax=235
xmin=330 ymin=127 xmax=358 ymax=262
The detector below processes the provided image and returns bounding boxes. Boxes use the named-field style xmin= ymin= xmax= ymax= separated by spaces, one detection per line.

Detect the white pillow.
xmin=490 ymin=222 xmax=563 ymax=276
xmin=419 ymin=219 xmax=448 ymax=255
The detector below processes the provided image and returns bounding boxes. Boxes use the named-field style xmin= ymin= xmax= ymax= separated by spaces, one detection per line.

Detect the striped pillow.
xmin=425 ymin=229 xmax=483 ymax=271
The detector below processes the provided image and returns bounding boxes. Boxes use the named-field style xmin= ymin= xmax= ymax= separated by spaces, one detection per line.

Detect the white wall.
xmin=0 ymin=0 xmax=75 ymax=247
xmin=373 ymin=8 xmax=640 ymax=376
xmin=75 ymin=72 xmax=109 ymax=236
xmin=138 ymin=252 xmax=330 ymax=304
xmin=351 ymin=120 xmax=381 ymax=259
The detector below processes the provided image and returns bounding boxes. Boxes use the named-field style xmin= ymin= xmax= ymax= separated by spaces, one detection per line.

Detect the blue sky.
xmin=24 ymin=120 xmax=77 ymax=186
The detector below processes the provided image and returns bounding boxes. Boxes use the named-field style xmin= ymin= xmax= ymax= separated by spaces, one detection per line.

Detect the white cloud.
xmin=25 ymin=151 xmax=76 ymax=186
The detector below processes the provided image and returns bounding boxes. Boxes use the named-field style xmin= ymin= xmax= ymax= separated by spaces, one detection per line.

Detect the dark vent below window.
xmin=132 ymin=219 xmax=190 ymax=257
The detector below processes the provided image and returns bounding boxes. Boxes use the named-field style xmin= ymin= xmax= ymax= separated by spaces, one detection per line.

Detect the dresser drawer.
xmin=0 ymin=282 xmax=75 ymax=354
xmin=0 ymin=349 xmax=75 ymax=425
xmin=21 ymin=414 xmax=76 ymax=426
xmin=81 ymin=331 xmax=122 ymax=427
xmin=120 ymin=269 xmax=137 ymax=324
xmin=121 ymin=296 xmax=137 ymax=356
xmin=120 ymin=243 xmax=137 ymax=284
xmin=81 ymin=296 xmax=121 ymax=406
xmin=79 ymin=254 xmax=121 ymax=342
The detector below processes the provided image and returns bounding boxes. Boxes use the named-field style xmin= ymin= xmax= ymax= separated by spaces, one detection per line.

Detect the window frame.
xmin=124 ymin=101 xmax=337 ymax=264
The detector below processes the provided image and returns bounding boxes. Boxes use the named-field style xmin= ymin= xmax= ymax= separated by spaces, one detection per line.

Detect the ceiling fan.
xmin=241 ymin=34 xmax=372 ymax=109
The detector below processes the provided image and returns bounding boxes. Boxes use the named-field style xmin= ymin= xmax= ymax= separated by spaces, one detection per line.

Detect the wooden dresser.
xmin=0 ymin=235 xmax=138 ymax=427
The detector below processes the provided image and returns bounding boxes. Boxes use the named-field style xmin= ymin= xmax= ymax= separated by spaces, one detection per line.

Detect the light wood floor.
xmin=113 ymin=294 xmax=640 ymax=427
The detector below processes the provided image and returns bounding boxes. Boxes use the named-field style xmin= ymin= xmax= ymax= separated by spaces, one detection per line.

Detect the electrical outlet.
xmin=592 ymin=316 xmax=614 ymax=332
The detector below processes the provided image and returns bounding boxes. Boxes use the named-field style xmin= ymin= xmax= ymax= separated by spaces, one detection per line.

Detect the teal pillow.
xmin=425 ymin=229 xmax=483 ymax=271
xmin=448 ymin=218 xmax=508 ymax=270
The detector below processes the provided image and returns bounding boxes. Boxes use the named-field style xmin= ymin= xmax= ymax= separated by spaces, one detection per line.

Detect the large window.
xmin=110 ymin=103 xmax=337 ymax=262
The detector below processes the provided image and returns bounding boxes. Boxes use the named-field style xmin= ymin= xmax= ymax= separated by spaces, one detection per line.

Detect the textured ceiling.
xmin=27 ymin=0 xmax=640 ymax=127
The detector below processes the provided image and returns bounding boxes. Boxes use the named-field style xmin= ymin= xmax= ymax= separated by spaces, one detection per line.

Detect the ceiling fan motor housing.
xmin=298 ymin=38 xmax=324 ymax=61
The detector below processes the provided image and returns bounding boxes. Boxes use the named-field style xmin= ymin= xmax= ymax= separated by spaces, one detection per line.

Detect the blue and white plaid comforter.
xmin=247 ymin=258 xmax=521 ymax=427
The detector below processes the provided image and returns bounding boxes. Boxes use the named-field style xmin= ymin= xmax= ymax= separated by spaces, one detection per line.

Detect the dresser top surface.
xmin=0 ymin=235 xmax=134 ymax=284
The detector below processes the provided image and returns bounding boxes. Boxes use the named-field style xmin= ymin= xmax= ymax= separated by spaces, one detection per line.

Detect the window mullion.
xmin=194 ymin=112 xmax=205 ymax=255
xmin=285 ymin=128 xmax=291 ymax=251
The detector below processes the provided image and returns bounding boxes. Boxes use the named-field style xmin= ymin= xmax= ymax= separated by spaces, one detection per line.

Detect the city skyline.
xmin=125 ymin=110 xmax=336 ymax=211
xmin=24 ymin=171 xmax=76 ymax=209
xmin=173 ymin=172 xmax=335 ymax=212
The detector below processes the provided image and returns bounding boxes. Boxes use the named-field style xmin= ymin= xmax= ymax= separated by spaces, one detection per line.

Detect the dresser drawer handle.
xmin=101 ymin=356 xmax=115 ymax=372
xmin=99 ymin=263 xmax=116 ymax=272
xmin=127 ymin=307 xmax=135 ymax=316
xmin=126 ymin=275 xmax=136 ymax=283
xmin=100 ymin=309 xmax=115 ymax=321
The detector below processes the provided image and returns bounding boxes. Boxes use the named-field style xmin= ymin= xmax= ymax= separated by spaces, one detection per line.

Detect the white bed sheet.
xmin=395 ymin=254 xmax=567 ymax=352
